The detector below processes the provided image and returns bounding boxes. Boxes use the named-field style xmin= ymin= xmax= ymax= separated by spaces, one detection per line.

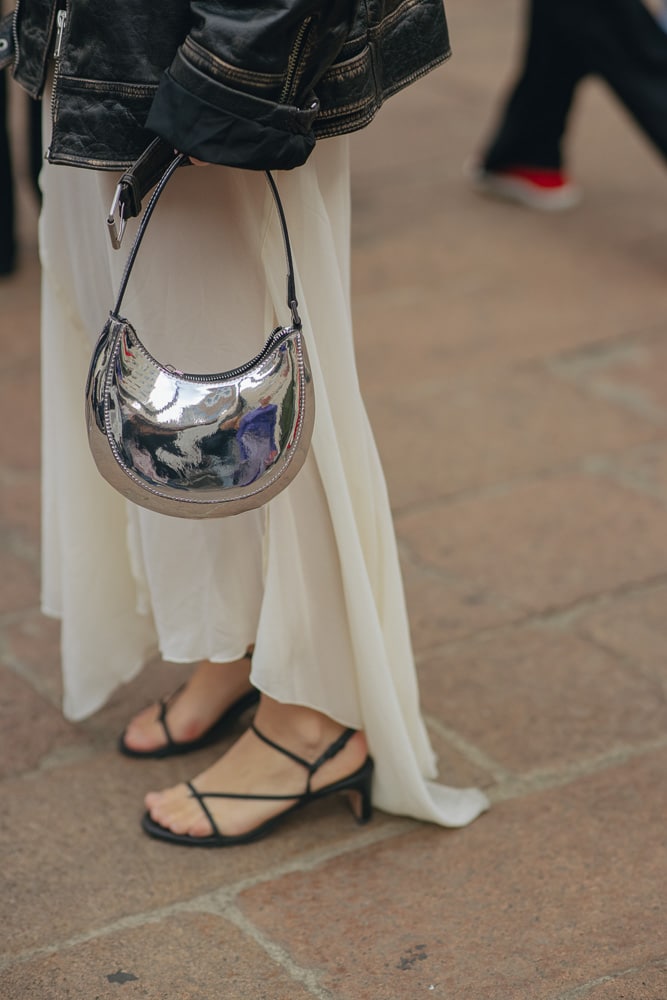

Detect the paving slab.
xmin=1 ymin=611 xmax=63 ymax=706
xmin=551 ymin=329 xmax=667 ymax=424
xmin=0 ymin=750 xmax=399 ymax=956
xmin=0 ymin=913 xmax=317 ymax=1000
xmin=576 ymin=585 xmax=667 ymax=686
xmin=0 ymin=547 xmax=40 ymax=614
xmin=0 ymin=665 xmax=89 ymax=779
xmin=402 ymin=549 xmax=525 ymax=650
xmin=588 ymin=441 xmax=667 ymax=507
xmin=417 ymin=625 xmax=667 ymax=772
xmin=366 ymin=368 xmax=660 ymax=511
xmin=0 ymin=255 xmax=41 ymax=373
xmin=397 ymin=474 xmax=667 ymax=613
xmin=0 ymin=471 xmax=41 ymax=542
xmin=0 ymin=363 xmax=40 ymax=473
xmin=577 ymin=961 xmax=667 ymax=1000
xmin=424 ymin=718 xmax=496 ymax=792
xmin=353 ymin=208 xmax=667 ymax=384
xmin=237 ymin=750 xmax=667 ymax=1000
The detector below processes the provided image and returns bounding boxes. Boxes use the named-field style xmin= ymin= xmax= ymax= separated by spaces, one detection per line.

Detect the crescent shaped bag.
xmin=85 ymin=140 xmax=315 ymax=519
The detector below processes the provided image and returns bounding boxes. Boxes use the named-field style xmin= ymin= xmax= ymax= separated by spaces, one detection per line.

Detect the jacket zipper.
xmin=280 ymin=16 xmax=314 ymax=105
xmin=46 ymin=4 xmax=69 ymax=160
xmin=11 ymin=2 xmax=21 ymax=67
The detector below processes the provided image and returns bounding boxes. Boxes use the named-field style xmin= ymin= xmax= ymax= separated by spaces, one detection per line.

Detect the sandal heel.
xmin=345 ymin=759 xmax=374 ymax=825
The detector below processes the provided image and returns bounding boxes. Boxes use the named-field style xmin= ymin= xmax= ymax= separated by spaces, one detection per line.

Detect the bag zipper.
xmin=280 ymin=16 xmax=314 ymax=105
xmin=46 ymin=3 xmax=69 ymax=160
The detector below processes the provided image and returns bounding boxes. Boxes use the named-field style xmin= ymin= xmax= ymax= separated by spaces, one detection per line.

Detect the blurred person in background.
xmin=469 ymin=0 xmax=667 ymax=211
xmin=0 ymin=69 xmax=15 ymax=274
xmin=0 ymin=66 xmax=41 ymax=274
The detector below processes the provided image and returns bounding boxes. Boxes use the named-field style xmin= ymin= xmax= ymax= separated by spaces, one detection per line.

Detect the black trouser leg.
xmin=28 ymin=94 xmax=42 ymax=200
xmin=483 ymin=0 xmax=667 ymax=171
xmin=483 ymin=0 xmax=585 ymax=171
xmin=588 ymin=0 xmax=667 ymax=162
xmin=0 ymin=71 xmax=16 ymax=275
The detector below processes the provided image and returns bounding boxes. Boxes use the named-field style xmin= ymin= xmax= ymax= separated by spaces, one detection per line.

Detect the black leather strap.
xmin=250 ymin=722 xmax=357 ymax=793
xmin=110 ymin=143 xmax=301 ymax=329
xmin=113 ymin=137 xmax=177 ymax=221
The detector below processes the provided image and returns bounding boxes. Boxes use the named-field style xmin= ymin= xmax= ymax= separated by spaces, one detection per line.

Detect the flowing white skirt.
xmin=39 ymin=135 xmax=488 ymax=827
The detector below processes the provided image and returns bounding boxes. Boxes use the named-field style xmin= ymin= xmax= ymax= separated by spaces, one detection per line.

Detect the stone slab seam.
xmin=392 ymin=435 xmax=667 ymax=521
xmin=210 ymin=901 xmax=336 ymax=1000
xmin=0 ymin=619 xmax=63 ymax=710
xmin=0 ymin=818 xmax=415 ymax=974
xmin=572 ymin=627 xmax=667 ymax=700
xmin=582 ymin=451 xmax=667 ymax=507
xmin=550 ymin=955 xmax=667 ymax=1000
xmin=546 ymin=326 xmax=662 ymax=379
xmin=553 ymin=372 xmax=667 ymax=425
xmin=489 ymin=734 xmax=667 ymax=804
xmin=424 ymin=710 xmax=667 ymax=805
xmin=424 ymin=713 xmax=512 ymax=784
xmin=414 ymin=571 xmax=667 ymax=661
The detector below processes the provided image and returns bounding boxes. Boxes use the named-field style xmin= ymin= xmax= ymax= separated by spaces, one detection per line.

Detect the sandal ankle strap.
xmin=250 ymin=723 xmax=357 ymax=793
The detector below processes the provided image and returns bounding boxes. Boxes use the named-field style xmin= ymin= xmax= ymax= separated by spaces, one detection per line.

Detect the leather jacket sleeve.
xmin=145 ymin=0 xmax=361 ymax=171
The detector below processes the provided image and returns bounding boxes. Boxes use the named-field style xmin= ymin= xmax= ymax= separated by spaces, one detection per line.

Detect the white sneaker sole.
xmin=467 ymin=162 xmax=582 ymax=212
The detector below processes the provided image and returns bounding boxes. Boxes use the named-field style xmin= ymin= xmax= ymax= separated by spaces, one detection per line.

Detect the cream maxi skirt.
xmin=38 ymin=134 xmax=488 ymax=828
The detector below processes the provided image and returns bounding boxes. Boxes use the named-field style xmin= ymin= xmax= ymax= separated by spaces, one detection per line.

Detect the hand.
xmin=175 ymin=149 xmax=211 ymax=167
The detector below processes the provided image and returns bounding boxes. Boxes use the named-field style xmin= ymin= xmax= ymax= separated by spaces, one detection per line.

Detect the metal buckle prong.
xmin=106 ymin=184 xmax=126 ymax=249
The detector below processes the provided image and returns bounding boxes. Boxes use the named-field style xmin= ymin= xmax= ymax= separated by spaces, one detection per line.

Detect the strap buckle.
xmin=106 ymin=183 xmax=127 ymax=250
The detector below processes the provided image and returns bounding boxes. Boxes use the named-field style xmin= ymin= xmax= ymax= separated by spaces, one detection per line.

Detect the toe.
xmin=151 ymin=794 xmax=206 ymax=837
xmin=188 ymin=810 xmax=216 ymax=838
xmin=123 ymin=716 xmax=166 ymax=753
xmin=144 ymin=782 xmax=184 ymax=811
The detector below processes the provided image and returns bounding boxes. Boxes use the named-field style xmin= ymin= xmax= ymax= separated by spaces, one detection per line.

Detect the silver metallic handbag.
xmin=85 ymin=141 xmax=314 ymax=518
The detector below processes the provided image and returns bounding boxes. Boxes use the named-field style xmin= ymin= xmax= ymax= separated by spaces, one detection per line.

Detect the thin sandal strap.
xmin=310 ymin=728 xmax=357 ymax=772
xmin=250 ymin=723 xmax=357 ymax=793
xmin=157 ymin=684 xmax=186 ymax=748
xmin=187 ymin=781 xmax=222 ymax=838
xmin=157 ymin=652 xmax=251 ymax=748
xmin=184 ymin=726 xmax=360 ymax=835
xmin=250 ymin=722 xmax=313 ymax=769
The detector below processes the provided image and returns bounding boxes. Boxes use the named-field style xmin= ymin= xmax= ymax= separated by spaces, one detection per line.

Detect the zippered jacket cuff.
xmin=146 ymin=47 xmax=320 ymax=171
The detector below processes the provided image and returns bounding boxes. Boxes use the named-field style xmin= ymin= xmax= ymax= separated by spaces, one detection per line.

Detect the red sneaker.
xmin=469 ymin=162 xmax=582 ymax=211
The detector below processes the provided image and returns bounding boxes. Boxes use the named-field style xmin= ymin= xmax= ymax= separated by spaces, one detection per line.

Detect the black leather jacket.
xmin=0 ymin=0 xmax=451 ymax=171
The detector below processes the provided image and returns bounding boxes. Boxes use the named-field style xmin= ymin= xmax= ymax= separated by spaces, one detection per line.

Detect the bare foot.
xmin=122 ymin=655 xmax=254 ymax=753
xmin=144 ymin=696 xmax=369 ymax=838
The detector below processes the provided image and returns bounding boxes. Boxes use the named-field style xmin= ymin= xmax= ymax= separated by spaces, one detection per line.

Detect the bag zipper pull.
xmin=54 ymin=9 xmax=67 ymax=58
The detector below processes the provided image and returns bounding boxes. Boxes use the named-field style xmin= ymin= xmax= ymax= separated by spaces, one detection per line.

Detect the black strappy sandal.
xmin=118 ymin=654 xmax=258 ymax=759
xmin=141 ymin=723 xmax=374 ymax=846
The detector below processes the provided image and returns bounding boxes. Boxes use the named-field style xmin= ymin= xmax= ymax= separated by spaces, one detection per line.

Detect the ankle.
xmin=254 ymin=697 xmax=346 ymax=758
xmin=190 ymin=655 xmax=252 ymax=697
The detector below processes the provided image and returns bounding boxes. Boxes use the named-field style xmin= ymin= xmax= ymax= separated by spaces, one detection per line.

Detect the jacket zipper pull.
xmin=54 ymin=9 xmax=67 ymax=58
xmin=46 ymin=8 xmax=68 ymax=161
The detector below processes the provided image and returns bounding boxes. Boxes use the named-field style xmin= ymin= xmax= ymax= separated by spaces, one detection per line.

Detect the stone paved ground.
xmin=1 ymin=0 xmax=667 ymax=997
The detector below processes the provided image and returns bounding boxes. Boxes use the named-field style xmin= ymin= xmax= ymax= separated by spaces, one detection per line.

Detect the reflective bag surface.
xmin=85 ymin=151 xmax=314 ymax=518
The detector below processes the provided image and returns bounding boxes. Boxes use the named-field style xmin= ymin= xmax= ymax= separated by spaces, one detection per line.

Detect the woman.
xmin=1 ymin=0 xmax=489 ymax=845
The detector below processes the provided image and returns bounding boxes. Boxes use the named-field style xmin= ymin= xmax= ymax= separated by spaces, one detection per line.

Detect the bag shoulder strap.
xmin=108 ymin=138 xmax=301 ymax=329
